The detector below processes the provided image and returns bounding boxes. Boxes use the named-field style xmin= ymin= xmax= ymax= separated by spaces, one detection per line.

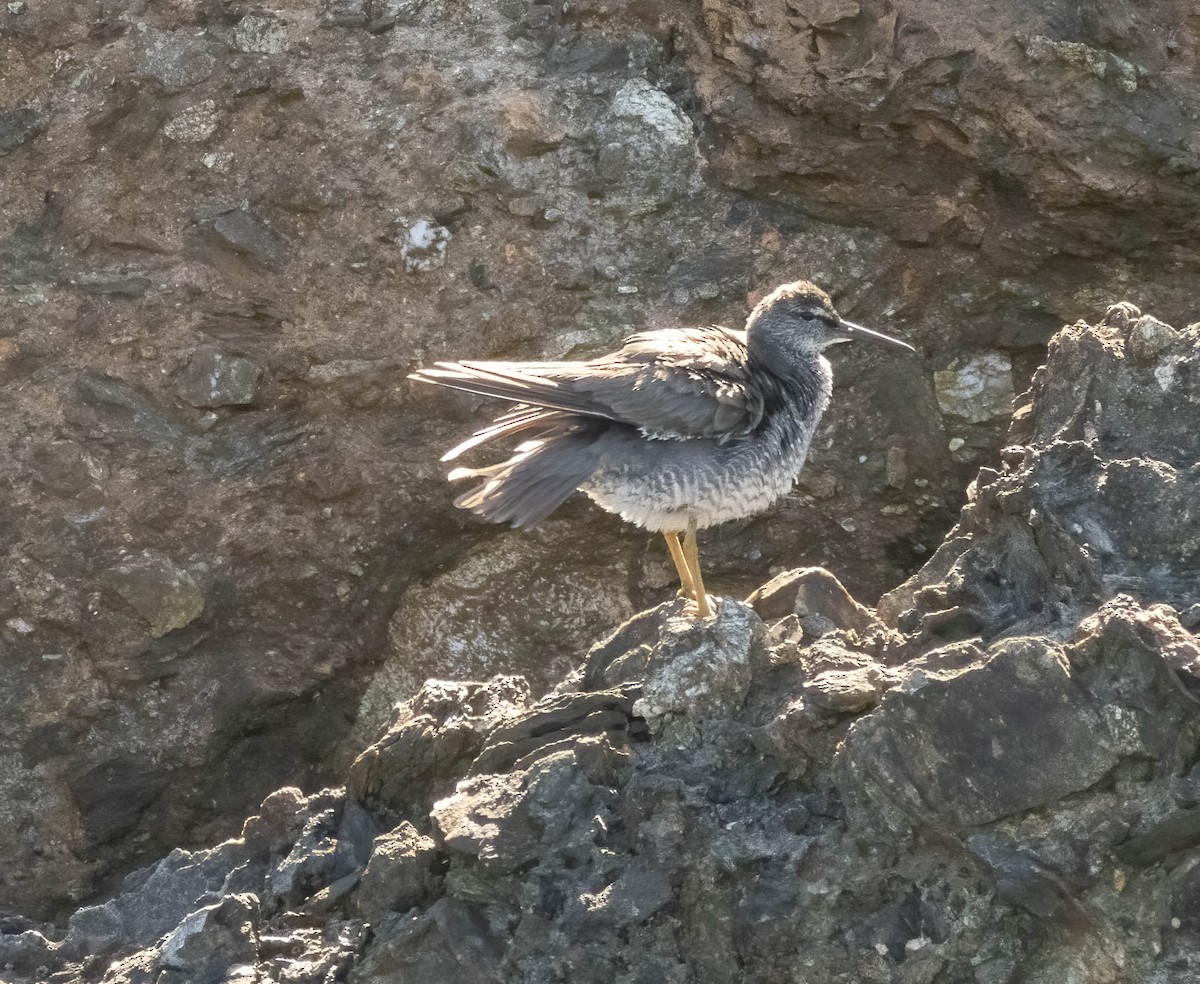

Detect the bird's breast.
xmin=580 ymin=403 xmax=823 ymax=532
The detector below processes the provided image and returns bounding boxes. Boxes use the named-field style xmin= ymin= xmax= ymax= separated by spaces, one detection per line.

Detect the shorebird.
xmin=410 ymin=281 xmax=915 ymax=617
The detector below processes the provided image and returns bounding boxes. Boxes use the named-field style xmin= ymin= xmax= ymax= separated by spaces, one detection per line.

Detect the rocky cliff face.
xmin=4 ymin=305 xmax=1198 ymax=983
xmin=2 ymin=0 xmax=1199 ymax=949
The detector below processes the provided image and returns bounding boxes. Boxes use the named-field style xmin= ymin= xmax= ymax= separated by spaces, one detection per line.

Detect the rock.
xmin=269 ymin=806 xmax=342 ymax=906
xmin=176 ymin=347 xmax=262 ymax=408
xmin=966 ymin=836 xmax=1082 ymax=920
xmin=357 ymin=822 xmax=439 ymax=919
xmin=565 ymin=864 xmax=674 ymax=931
xmin=233 ymin=16 xmax=289 ymax=54
xmin=354 ymin=526 xmax=633 ymax=740
xmin=31 ymin=440 xmax=106 ymax=495
xmin=348 ymin=677 xmax=530 ymax=818
xmin=583 ymin=598 xmax=764 ymax=747
xmin=67 ymin=373 xmax=186 ymax=445
xmin=135 ymin=29 xmax=217 ymax=92
xmin=0 ymin=106 xmax=40 ymax=154
xmin=205 ymin=208 xmax=290 ymax=267
xmin=162 ymin=100 xmax=219 ymax=143
xmin=594 ymin=80 xmax=698 ymax=216
xmin=804 ymin=666 xmax=883 ymax=712
xmin=933 ymin=353 xmax=1016 ymax=423
xmin=496 ymin=91 xmax=567 ymax=156
xmin=610 ymin=80 xmax=693 ymax=147
xmin=398 ymin=218 xmax=451 ymax=272
xmin=432 ymin=744 xmax=618 ymax=873
xmin=1125 ymin=314 xmax=1180 ymax=366
xmin=157 ymin=894 xmax=260 ymax=978
xmin=881 ymin=306 xmax=1200 ymax=641
xmin=838 ymin=638 xmax=1122 ymax=834
xmin=13 ymin=510 xmax=1200 ymax=984
xmin=747 ymin=566 xmax=879 ymax=638
xmin=102 ymin=549 xmax=204 ymax=637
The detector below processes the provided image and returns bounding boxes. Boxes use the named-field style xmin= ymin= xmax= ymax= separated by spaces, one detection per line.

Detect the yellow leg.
xmin=684 ymin=518 xmax=712 ymax=618
xmin=663 ymin=531 xmax=696 ymax=600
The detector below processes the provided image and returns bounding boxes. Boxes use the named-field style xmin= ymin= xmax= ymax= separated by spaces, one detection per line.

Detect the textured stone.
xmin=176 ymin=347 xmax=261 ymax=408
xmin=162 ymin=100 xmax=218 ymax=143
xmin=232 ymin=16 xmax=288 ymax=54
xmin=157 ymin=894 xmax=260 ymax=977
xmin=136 ymin=30 xmax=217 ymax=91
xmin=357 ymin=822 xmax=438 ymax=919
xmin=747 ymin=567 xmax=879 ymax=637
xmin=933 ymin=353 xmax=1016 ymax=423
xmin=206 ymin=208 xmax=289 ymax=267
xmin=585 ymin=598 xmax=764 ymax=747
xmin=881 ymin=309 xmax=1200 ymax=640
xmin=102 ymin=550 xmax=205 ymax=637
xmin=0 ymin=107 xmax=39 ymax=154
xmin=398 ymin=218 xmax=450 ymax=272
xmin=839 ymin=638 xmax=1119 ymax=832
xmin=355 ymin=527 xmax=633 ymax=739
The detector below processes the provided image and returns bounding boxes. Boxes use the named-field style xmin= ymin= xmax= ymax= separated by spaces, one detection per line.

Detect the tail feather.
xmin=447 ymin=426 xmax=602 ymax=528
xmin=440 ymin=408 xmax=564 ymax=462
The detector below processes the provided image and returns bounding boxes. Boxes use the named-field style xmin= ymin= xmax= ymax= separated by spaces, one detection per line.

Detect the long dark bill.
xmin=838 ymin=319 xmax=916 ymax=353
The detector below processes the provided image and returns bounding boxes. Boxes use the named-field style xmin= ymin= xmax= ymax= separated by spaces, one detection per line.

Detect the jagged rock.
xmin=232 ymin=15 xmax=289 ymax=55
xmin=156 ymin=893 xmax=260 ymax=979
xmin=354 ymin=528 xmax=634 ymax=739
xmin=356 ymin=822 xmax=439 ymax=920
xmin=161 ymin=100 xmax=219 ymax=143
xmin=31 ymin=439 xmax=107 ymax=495
xmin=203 ymin=208 xmax=290 ymax=268
xmin=748 ymin=566 xmax=880 ymax=638
xmin=67 ymin=373 xmax=187 ymax=445
xmin=348 ymin=677 xmax=530 ymax=819
xmin=9 ymin=511 xmax=1200 ymax=983
xmin=582 ymin=598 xmax=765 ymax=747
xmin=838 ymin=637 xmax=1121 ymax=834
xmin=880 ymin=304 xmax=1200 ymax=643
xmin=135 ymin=29 xmax=217 ymax=92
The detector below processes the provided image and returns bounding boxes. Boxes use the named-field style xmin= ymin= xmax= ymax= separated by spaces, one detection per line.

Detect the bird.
xmin=409 ymin=281 xmax=915 ymax=617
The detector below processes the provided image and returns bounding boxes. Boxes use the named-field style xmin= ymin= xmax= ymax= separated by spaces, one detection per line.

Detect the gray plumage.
xmin=409 ymin=280 xmax=914 ymax=534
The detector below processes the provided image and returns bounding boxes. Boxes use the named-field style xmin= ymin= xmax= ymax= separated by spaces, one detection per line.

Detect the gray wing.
xmin=409 ymin=325 xmax=765 ymax=443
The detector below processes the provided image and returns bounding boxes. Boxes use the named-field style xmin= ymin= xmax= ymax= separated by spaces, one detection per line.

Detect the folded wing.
xmin=409 ymin=326 xmax=765 ymax=448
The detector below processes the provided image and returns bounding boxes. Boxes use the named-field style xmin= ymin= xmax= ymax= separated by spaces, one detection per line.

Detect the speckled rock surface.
xmin=3 ymin=0 xmax=1200 ymax=928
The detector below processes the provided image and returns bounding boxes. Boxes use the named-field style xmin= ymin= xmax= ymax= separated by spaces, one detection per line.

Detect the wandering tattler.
xmin=410 ymin=281 xmax=915 ymax=617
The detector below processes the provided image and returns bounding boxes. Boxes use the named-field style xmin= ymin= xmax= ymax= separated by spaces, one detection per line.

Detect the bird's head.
xmin=747 ymin=280 xmax=915 ymax=354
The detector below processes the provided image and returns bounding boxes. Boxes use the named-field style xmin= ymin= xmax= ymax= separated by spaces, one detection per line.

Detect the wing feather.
xmin=409 ymin=325 xmax=766 ymax=443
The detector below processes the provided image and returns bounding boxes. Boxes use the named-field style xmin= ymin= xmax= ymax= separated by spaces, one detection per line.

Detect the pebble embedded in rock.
xmin=176 ymin=347 xmax=261 ymax=408
xmin=933 ymin=353 xmax=1016 ymax=423
xmin=162 ymin=100 xmax=219 ymax=143
xmin=136 ymin=29 xmax=217 ymax=92
xmin=398 ymin=218 xmax=450 ymax=272
xmin=233 ymin=15 xmax=288 ymax=54
xmin=102 ymin=550 xmax=205 ymax=637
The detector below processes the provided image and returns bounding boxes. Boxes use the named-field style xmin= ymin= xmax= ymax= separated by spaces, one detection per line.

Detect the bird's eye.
xmin=799 ymin=310 xmax=816 ymax=321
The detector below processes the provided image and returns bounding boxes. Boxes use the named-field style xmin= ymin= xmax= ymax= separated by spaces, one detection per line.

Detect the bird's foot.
xmin=684 ymin=594 xmax=716 ymax=619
